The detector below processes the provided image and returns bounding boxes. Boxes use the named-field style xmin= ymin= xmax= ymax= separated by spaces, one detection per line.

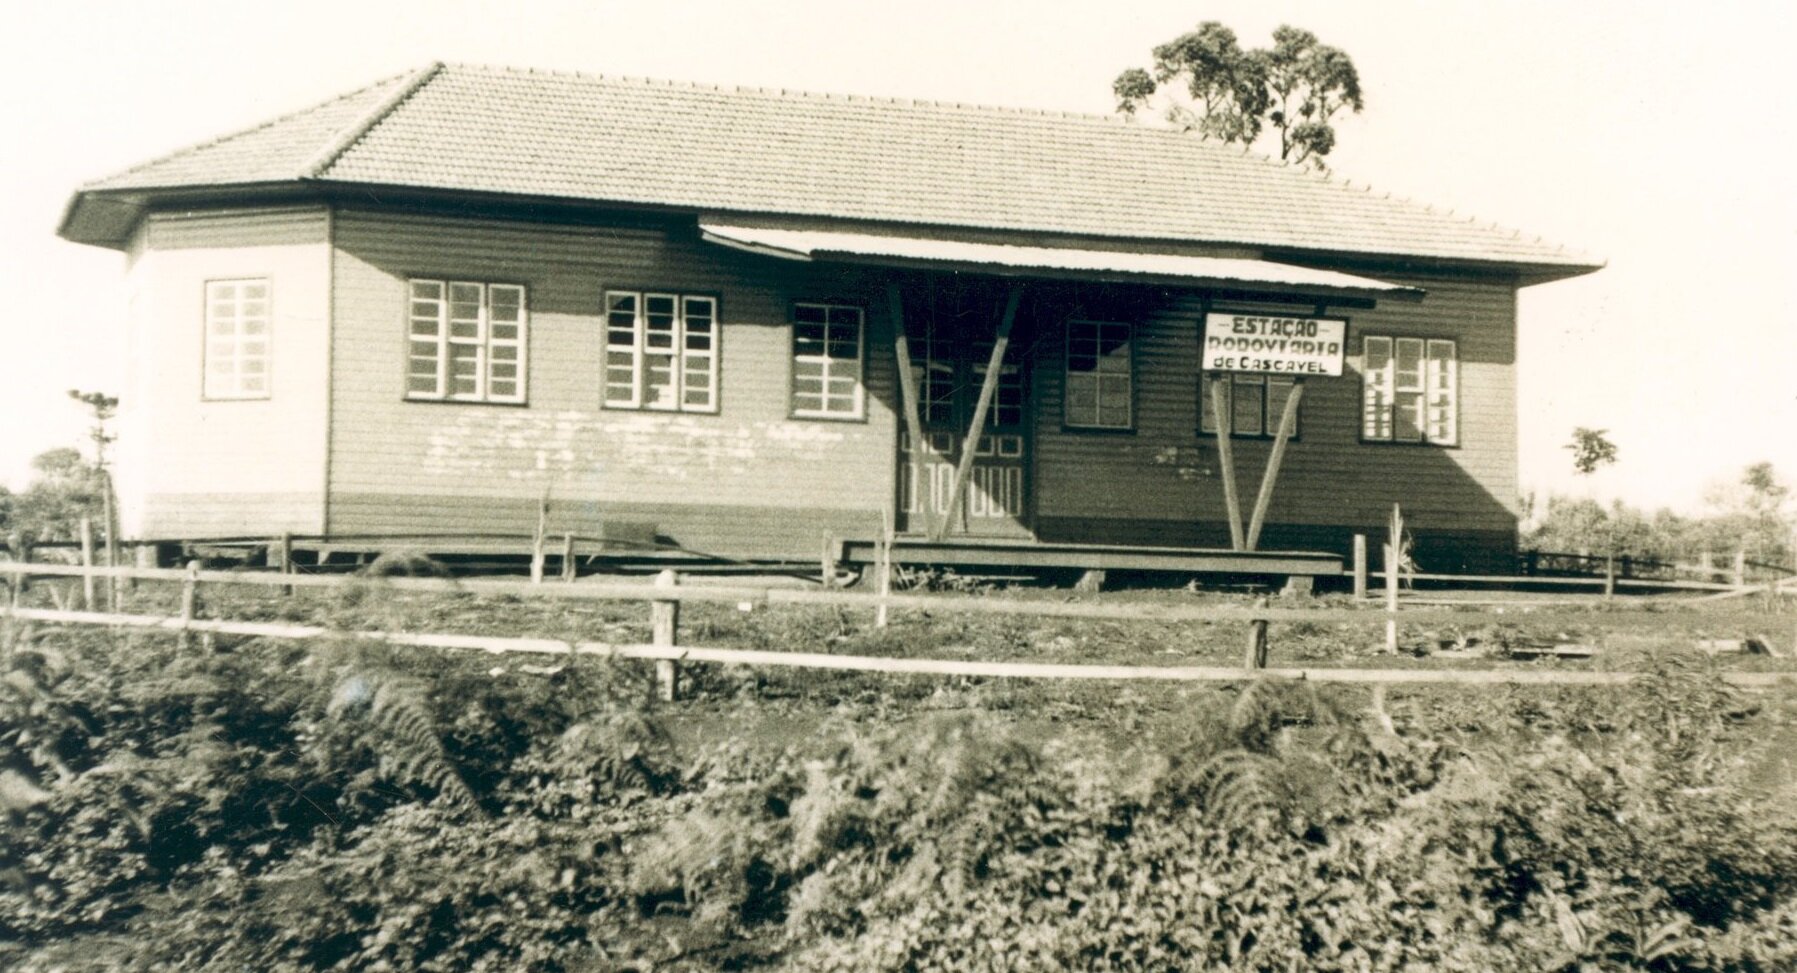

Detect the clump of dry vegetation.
xmin=3 ymin=586 xmax=1796 ymax=971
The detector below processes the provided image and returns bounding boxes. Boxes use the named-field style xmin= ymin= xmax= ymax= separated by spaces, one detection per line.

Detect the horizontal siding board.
xmin=140 ymin=492 xmax=325 ymax=538
xmin=1033 ymin=275 xmax=1519 ymax=536
xmin=328 ymin=208 xmax=898 ymax=546
xmin=116 ymin=208 xmax=331 ymax=538
xmin=329 ymin=493 xmax=881 ymax=560
xmin=1034 ymin=517 xmax=1517 ymax=574
xmin=145 ymin=206 xmax=330 ymax=249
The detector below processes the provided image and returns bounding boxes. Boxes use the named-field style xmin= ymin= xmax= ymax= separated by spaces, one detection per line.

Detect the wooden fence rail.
xmin=5 ymin=560 xmax=1794 ymax=701
xmin=2 ymin=605 xmax=1789 ymax=692
xmin=1 ymin=560 xmax=1788 ymax=630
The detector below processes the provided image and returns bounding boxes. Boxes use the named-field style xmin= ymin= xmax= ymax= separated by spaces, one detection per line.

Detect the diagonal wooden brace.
xmin=888 ymin=283 xmax=941 ymax=540
xmin=935 ymin=284 xmax=1024 ymax=540
xmin=1244 ymin=377 xmax=1305 ymax=551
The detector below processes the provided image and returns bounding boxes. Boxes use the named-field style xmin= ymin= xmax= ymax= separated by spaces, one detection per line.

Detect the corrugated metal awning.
xmin=699 ymin=223 xmax=1422 ymax=299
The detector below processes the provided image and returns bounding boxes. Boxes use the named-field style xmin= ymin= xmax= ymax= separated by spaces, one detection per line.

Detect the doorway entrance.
xmin=897 ymin=319 xmax=1031 ymax=537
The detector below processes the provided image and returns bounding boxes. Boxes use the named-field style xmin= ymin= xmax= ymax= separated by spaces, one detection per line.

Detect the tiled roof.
xmin=72 ymin=62 xmax=1600 ymax=274
xmin=83 ymin=69 xmax=425 ymax=190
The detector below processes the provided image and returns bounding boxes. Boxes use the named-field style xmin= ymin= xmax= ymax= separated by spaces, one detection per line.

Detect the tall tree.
xmin=1566 ymin=427 xmax=1618 ymax=476
xmin=1114 ymin=22 xmax=1362 ymax=169
xmin=1256 ymin=26 xmax=1364 ymax=169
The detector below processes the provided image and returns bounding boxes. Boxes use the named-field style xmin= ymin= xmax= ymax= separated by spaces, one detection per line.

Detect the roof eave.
xmin=58 ymin=181 xmax=341 ymax=249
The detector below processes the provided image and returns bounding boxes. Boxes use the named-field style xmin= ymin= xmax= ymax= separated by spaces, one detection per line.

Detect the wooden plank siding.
xmin=1030 ymin=272 xmax=1522 ymax=571
xmin=116 ymin=201 xmax=1525 ymax=572
xmin=325 ymin=208 xmax=899 ymax=558
xmin=119 ymin=206 xmax=333 ymax=539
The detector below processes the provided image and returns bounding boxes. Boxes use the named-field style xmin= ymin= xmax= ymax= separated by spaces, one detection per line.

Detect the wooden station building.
xmin=58 ymin=63 xmax=1601 ymax=577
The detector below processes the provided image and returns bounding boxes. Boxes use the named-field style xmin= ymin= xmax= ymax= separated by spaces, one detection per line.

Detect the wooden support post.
xmin=1733 ymin=550 xmax=1748 ymax=588
xmin=936 ymin=284 xmax=1023 ymax=540
xmin=1352 ymin=534 xmax=1369 ymax=600
xmin=1243 ymin=379 xmax=1305 ymax=551
xmin=651 ymin=569 xmax=680 ymax=702
xmin=820 ymin=534 xmax=837 ymax=589
xmin=1603 ymin=552 xmax=1616 ymax=602
xmin=1209 ymin=377 xmax=1245 ymax=551
xmin=79 ymin=517 xmax=96 ymax=611
xmin=1073 ymin=570 xmax=1106 ymax=593
xmin=888 ymin=283 xmax=938 ymax=541
xmin=1384 ymin=505 xmax=1401 ymax=654
xmin=561 ymin=534 xmax=576 ymax=583
xmin=1699 ymin=550 xmax=1713 ymax=579
xmin=530 ymin=493 xmax=548 ymax=584
xmin=1244 ymin=596 xmax=1270 ymax=669
xmin=178 ymin=560 xmax=201 ymax=651
xmin=876 ymin=508 xmax=894 ymax=629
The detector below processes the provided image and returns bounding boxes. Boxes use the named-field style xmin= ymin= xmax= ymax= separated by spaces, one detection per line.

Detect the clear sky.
xmin=3 ymin=0 xmax=1793 ymax=511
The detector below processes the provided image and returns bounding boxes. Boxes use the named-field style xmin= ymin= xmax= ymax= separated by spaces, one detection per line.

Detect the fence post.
xmin=876 ymin=507 xmax=894 ymax=629
xmin=561 ymin=534 xmax=576 ymax=583
xmin=6 ymin=533 xmax=27 ymax=610
xmin=80 ymin=517 xmax=97 ymax=611
xmin=530 ymin=515 xmax=547 ymax=585
xmin=820 ymin=533 xmax=837 ymax=589
xmin=1244 ymin=596 xmax=1269 ymax=669
xmin=1604 ymin=553 xmax=1616 ymax=602
xmin=1352 ymin=534 xmax=1368 ymax=600
xmin=1733 ymin=550 xmax=1747 ymax=588
xmin=1384 ymin=504 xmax=1401 ymax=654
xmin=279 ymin=532 xmax=295 ymax=597
xmin=178 ymin=560 xmax=201 ymax=651
xmin=17 ymin=536 xmax=31 ymax=604
xmin=652 ymin=569 xmax=680 ymax=702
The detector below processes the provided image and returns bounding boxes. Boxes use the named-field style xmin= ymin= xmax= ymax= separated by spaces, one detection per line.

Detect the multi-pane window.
xmin=1064 ymin=319 xmax=1132 ymax=429
xmin=791 ymin=303 xmax=864 ymax=418
xmin=1361 ymin=336 xmax=1458 ymax=444
xmin=407 ymin=280 xmax=526 ymax=403
xmin=1200 ymin=373 xmax=1299 ymax=437
xmin=604 ymin=292 xmax=718 ymax=412
xmin=204 ymin=279 xmax=270 ymax=399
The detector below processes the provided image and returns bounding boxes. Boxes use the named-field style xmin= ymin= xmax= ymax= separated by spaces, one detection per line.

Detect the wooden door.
xmin=898 ymin=326 xmax=1030 ymax=536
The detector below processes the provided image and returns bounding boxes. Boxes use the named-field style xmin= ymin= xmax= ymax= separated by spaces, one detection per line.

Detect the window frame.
xmin=202 ymin=277 xmax=272 ymax=401
xmin=601 ymin=289 xmax=721 ymax=414
xmin=1198 ymin=372 xmax=1302 ymax=440
xmin=789 ymin=301 xmax=867 ymax=421
xmin=1359 ymin=334 xmax=1459 ymax=446
xmin=404 ymin=279 xmax=529 ymax=406
xmin=1062 ymin=318 xmax=1135 ymax=431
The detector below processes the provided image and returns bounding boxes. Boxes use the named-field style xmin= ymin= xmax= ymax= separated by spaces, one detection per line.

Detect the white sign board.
xmin=1202 ymin=313 xmax=1347 ymax=376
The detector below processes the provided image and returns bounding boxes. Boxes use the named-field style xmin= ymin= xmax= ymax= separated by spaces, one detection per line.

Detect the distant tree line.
xmin=1524 ymin=462 xmax=1795 ymax=569
xmin=1 ymin=391 xmax=117 ymax=549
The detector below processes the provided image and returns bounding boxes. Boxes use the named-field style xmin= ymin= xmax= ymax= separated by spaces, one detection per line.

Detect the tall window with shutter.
xmin=1361 ymin=336 xmax=1457 ymax=445
xmin=406 ymin=280 xmax=527 ymax=404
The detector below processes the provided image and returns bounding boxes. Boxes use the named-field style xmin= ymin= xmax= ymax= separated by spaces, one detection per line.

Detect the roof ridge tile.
xmin=305 ymin=62 xmax=443 ymax=179
xmin=438 ymin=60 xmax=1134 ymax=126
